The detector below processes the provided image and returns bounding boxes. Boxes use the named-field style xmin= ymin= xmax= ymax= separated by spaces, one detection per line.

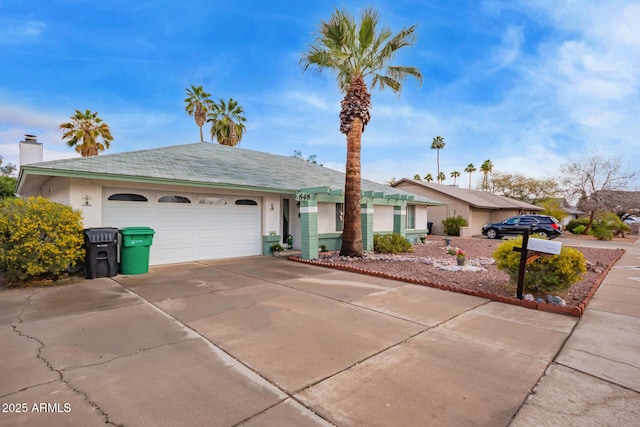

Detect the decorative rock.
xmin=546 ymin=295 xmax=567 ymax=307
xmin=523 ymin=294 xmax=535 ymax=301
xmin=535 ymin=297 xmax=545 ymax=304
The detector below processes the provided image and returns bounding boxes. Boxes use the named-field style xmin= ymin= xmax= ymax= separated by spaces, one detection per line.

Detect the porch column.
xmin=393 ymin=204 xmax=406 ymax=236
xmin=300 ymin=199 xmax=319 ymax=260
xmin=361 ymin=201 xmax=374 ymax=252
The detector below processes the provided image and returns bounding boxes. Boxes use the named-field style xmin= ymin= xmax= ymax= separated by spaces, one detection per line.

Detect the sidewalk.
xmin=510 ymin=237 xmax=640 ymax=425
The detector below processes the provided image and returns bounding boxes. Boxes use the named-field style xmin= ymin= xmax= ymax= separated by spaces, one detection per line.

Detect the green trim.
xmin=300 ymin=200 xmax=318 ymax=260
xmin=262 ymin=235 xmax=282 ymax=256
xmin=18 ymin=167 xmax=296 ymax=196
xmin=318 ymin=232 xmax=342 ymax=252
xmin=405 ymin=229 xmax=429 ymax=243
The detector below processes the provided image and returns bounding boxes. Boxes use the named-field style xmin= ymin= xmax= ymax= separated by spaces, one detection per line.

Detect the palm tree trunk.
xmin=340 ymin=117 xmax=364 ymax=257
xmin=468 ymin=173 xmax=472 ymax=189
xmin=436 ymin=150 xmax=440 ymax=183
xmin=199 ymin=125 xmax=204 ymax=143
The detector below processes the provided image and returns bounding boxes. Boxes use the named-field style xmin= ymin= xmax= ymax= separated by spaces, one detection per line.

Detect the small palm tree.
xmin=464 ymin=163 xmax=476 ymax=189
xmin=301 ymin=8 xmax=422 ymax=257
xmin=438 ymin=171 xmax=446 ymax=183
xmin=431 ymin=136 xmax=445 ymax=182
xmin=480 ymin=159 xmax=494 ymax=191
xmin=450 ymin=170 xmax=461 ymax=186
xmin=413 ymin=174 xmax=422 ymax=180
xmin=424 ymin=173 xmax=434 ymax=182
xmin=59 ymin=109 xmax=113 ymax=157
xmin=184 ymin=85 xmax=213 ymax=142
xmin=208 ymin=98 xmax=247 ymax=146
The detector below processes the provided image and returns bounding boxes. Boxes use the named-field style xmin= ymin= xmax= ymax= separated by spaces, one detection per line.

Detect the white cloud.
xmin=0 ymin=18 xmax=46 ymax=45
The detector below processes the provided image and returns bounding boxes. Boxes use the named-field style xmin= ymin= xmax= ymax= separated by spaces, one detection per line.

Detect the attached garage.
xmin=102 ymin=188 xmax=262 ymax=265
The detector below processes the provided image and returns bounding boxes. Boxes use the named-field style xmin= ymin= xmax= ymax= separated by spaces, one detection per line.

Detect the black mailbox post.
xmin=83 ymin=228 xmax=118 ymax=279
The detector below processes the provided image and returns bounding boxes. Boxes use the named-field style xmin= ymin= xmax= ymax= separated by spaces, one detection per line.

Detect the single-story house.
xmin=391 ymin=179 xmax=542 ymax=236
xmin=554 ymin=198 xmax=585 ymax=226
xmin=16 ymin=143 xmax=441 ymax=264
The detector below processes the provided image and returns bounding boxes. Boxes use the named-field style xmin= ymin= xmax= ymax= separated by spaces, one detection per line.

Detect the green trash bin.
xmin=119 ymin=227 xmax=155 ymax=274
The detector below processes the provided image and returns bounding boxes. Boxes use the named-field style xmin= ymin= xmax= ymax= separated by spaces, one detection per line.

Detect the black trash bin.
xmin=83 ymin=228 xmax=118 ymax=279
xmin=427 ymin=221 xmax=434 ymax=235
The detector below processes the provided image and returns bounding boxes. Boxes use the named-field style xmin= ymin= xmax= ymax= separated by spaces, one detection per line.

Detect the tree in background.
xmin=184 ymin=85 xmax=213 ymax=143
xmin=561 ymin=155 xmax=638 ymax=234
xmin=292 ymin=150 xmax=321 ymax=165
xmin=488 ymin=172 xmax=559 ymax=204
xmin=301 ymin=7 xmax=422 ymax=257
xmin=480 ymin=159 xmax=493 ymax=191
xmin=464 ymin=163 xmax=476 ymax=189
xmin=0 ymin=155 xmax=17 ymax=199
xmin=208 ymin=98 xmax=247 ymax=146
xmin=424 ymin=173 xmax=433 ymax=182
xmin=437 ymin=171 xmax=446 ymax=183
xmin=450 ymin=170 xmax=460 ymax=186
xmin=59 ymin=109 xmax=113 ymax=157
xmin=413 ymin=174 xmax=422 ymax=180
xmin=431 ymin=136 xmax=445 ymax=183
xmin=538 ymin=198 xmax=566 ymax=223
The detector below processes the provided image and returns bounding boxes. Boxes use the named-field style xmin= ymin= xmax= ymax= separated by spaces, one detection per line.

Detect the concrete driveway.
xmin=0 ymin=246 xmax=634 ymax=426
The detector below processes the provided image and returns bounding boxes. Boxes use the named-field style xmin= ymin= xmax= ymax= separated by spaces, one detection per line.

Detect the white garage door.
xmin=103 ymin=189 xmax=262 ymax=265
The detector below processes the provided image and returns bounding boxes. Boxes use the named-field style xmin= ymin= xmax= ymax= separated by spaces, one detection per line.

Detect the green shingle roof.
xmin=18 ymin=143 xmax=440 ymax=204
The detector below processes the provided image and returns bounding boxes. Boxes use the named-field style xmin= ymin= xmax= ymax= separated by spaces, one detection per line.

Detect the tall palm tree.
xmin=302 ymin=8 xmax=422 ymax=257
xmin=480 ymin=159 xmax=494 ymax=191
xmin=450 ymin=170 xmax=460 ymax=186
xmin=464 ymin=163 xmax=476 ymax=189
xmin=59 ymin=109 xmax=113 ymax=157
xmin=424 ymin=173 xmax=433 ymax=182
xmin=184 ymin=85 xmax=213 ymax=142
xmin=437 ymin=171 xmax=446 ymax=183
xmin=431 ymin=135 xmax=445 ymax=182
xmin=208 ymin=98 xmax=247 ymax=146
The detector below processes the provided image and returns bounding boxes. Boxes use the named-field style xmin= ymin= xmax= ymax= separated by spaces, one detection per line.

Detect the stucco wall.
xmin=70 ymin=179 xmax=103 ymax=228
xmin=41 ymin=177 xmax=71 ymax=205
xmin=373 ymin=205 xmax=394 ymax=232
xmin=318 ymin=202 xmax=337 ymax=234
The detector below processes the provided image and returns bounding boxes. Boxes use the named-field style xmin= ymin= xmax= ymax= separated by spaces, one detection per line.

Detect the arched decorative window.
xmin=108 ymin=193 xmax=148 ymax=202
xmin=199 ymin=197 xmax=227 ymax=205
xmin=158 ymin=195 xmax=191 ymax=204
xmin=235 ymin=199 xmax=258 ymax=206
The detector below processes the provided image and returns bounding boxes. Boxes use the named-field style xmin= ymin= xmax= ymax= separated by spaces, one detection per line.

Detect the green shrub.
xmin=566 ymin=218 xmax=589 ymax=233
xmin=0 ymin=196 xmax=85 ymax=282
xmin=441 ymin=215 xmax=468 ymax=236
xmin=373 ymin=233 xmax=413 ymax=254
xmin=572 ymin=224 xmax=586 ymax=235
xmin=492 ymin=236 xmax=586 ymax=294
xmin=589 ymin=221 xmax=613 ymax=240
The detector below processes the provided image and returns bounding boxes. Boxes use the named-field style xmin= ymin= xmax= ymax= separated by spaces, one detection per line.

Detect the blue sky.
xmin=1 ymin=0 xmax=639 ymax=187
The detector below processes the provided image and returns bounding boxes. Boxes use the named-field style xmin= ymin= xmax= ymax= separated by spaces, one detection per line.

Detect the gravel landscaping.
xmin=298 ymin=236 xmax=628 ymax=309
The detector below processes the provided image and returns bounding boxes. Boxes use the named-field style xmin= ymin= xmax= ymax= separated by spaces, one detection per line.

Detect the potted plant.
xmin=270 ymin=243 xmax=285 ymax=256
xmin=456 ymin=249 xmax=466 ymax=266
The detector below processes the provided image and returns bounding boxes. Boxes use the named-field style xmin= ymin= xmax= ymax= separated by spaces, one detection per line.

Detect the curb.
xmin=288 ymin=249 xmax=626 ymax=317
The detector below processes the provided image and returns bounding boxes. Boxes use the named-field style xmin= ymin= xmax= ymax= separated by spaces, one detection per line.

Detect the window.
xmin=158 ymin=195 xmax=191 ymax=203
xmin=406 ymin=205 xmax=416 ymax=229
xmin=108 ymin=193 xmax=148 ymax=202
xmin=335 ymin=203 xmax=344 ymax=231
xmin=235 ymin=199 xmax=257 ymax=206
xmin=199 ymin=197 xmax=227 ymax=205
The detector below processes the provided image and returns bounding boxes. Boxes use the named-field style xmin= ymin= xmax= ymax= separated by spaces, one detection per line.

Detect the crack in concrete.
xmin=60 ymin=337 xmax=197 ymax=371
xmin=563 ymin=347 xmax=640 ymax=370
xmin=9 ymin=291 xmax=122 ymax=427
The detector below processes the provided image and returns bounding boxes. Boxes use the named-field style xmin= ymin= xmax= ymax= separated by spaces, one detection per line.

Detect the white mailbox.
xmin=526 ymin=238 xmax=562 ymax=255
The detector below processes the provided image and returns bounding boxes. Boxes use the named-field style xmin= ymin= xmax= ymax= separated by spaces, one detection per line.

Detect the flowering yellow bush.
xmin=493 ymin=236 xmax=586 ymax=294
xmin=0 ymin=196 xmax=85 ymax=282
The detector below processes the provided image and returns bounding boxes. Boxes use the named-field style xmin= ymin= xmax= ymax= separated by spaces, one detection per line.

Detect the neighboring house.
xmin=391 ymin=179 xmax=542 ymax=236
xmin=16 ymin=143 xmax=441 ymax=264
xmin=553 ymin=198 xmax=585 ymax=226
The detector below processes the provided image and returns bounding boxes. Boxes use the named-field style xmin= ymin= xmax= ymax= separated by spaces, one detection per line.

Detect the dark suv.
xmin=481 ymin=215 xmax=563 ymax=239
